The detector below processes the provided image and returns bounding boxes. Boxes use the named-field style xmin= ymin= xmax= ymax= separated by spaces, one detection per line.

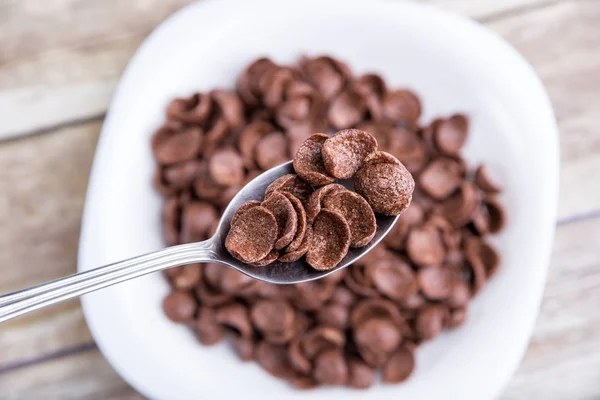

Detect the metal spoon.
xmin=0 ymin=161 xmax=398 ymax=323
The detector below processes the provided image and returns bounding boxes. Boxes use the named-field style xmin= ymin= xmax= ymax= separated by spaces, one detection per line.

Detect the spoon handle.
xmin=0 ymin=241 xmax=217 ymax=323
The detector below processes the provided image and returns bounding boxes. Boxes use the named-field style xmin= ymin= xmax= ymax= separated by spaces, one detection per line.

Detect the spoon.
xmin=0 ymin=161 xmax=398 ymax=323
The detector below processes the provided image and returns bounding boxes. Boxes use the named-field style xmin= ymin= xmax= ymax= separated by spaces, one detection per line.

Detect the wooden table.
xmin=1 ymin=0 xmax=599 ymax=398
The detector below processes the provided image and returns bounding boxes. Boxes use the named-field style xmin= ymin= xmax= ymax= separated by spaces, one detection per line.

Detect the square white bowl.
xmin=78 ymin=1 xmax=559 ymax=399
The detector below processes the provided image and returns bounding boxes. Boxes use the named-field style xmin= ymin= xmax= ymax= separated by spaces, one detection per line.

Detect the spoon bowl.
xmin=214 ymin=160 xmax=399 ymax=284
xmin=0 ymin=160 xmax=398 ymax=322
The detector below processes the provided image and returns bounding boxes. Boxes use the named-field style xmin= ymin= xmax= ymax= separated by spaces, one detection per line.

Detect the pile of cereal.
xmin=225 ymin=129 xmax=414 ymax=270
xmin=153 ymin=55 xmax=505 ymax=389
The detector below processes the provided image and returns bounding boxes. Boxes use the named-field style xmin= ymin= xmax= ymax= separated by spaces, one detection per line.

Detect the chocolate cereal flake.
xmin=162 ymin=160 xmax=200 ymax=191
xmin=293 ymin=133 xmax=335 ymax=186
xmin=291 ymin=376 xmax=320 ymax=390
xmin=293 ymin=280 xmax=337 ymax=311
xmin=371 ymin=256 xmax=418 ymax=299
xmin=230 ymin=200 xmax=261 ymax=227
xmin=152 ymin=124 xmax=202 ymax=165
xmin=195 ymin=272 xmax=233 ymax=307
xmin=465 ymin=237 xmax=501 ymax=279
xmin=313 ymin=349 xmax=348 ymax=385
xmin=278 ymin=225 xmax=313 ymax=263
xmin=180 ymin=201 xmax=219 ymax=243
xmin=354 ymin=161 xmax=415 ymax=216
xmin=300 ymin=55 xmax=352 ymax=100
xmin=305 ymin=183 xmax=346 ymax=222
xmin=193 ymin=161 xmax=224 ymax=202
xmin=434 ymin=114 xmax=468 ymax=156
xmin=162 ymin=291 xmax=197 ymax=323
xmin=322 ymin=129 xmax=378 ymax=179
xmin=323 ymin=190 xmax=376 ymax=247
xmin=202 ymin=118 xmax=229 ymax=158
xmin=382 ymin=346 xmax=415 ymax=383
xmin=316 ymin=303 xmax=349 ymax=330
xmin=237 ymin=58 xmax=277 ymax=106
xmin=264 ymin=174 xmax=314 ymax=202
xmin=166 ymin=264 xmax=202 ymax=290
xmin=415 ymin=304 xmax=447 ymax=341
xmin=166 ymin=93 xmax=212 ymax=124
xmin=418 ymin=158 xmax=462 ymax=200
xmin=194 ymin=306 xmax=226 ymax=345
xmin=446 ymin=280 xmax=471 ymax=308
xmin=383 ymin=203 xmax=424 ymax=250
xmin=275 ymin=81 xmax=325 ymax=128
xmin=238 ymin=120 xmax=275 ymax=169
xmin=219 ymin=268 xmax=257 ymax=294
xmin=356 ymin=73 xmax=387 ymax=120
xmin=280 ymin=191 xmax=308 ymax=251
xmin=262 ymin=191 xmax=299 ymax=250
xmin=348 ymin=358 xmax=375 ymax=389
xmin=382 ymin=89 xmax=422 ymax=123
xmin=350 ymin=298 xmax=405 ymax=328
xmin=250 ymin=250 xmax=280 ymax=267
xmin=301 ymin=326 xmax=346 ymax=359
xmin=484 ymin=196 xmax=506 ymax=233
xmin=210 ymin=90 xmax=245 ymax=131
xmin=289 ymin=338 xmax=312 ymax=375
xmin=363 ymin=150 xmax=401 ymax=167
xmin=418 ymin=265 xmax=456 ymax=300
xmin=440 ymin=182 xmax=479 ymax=227
xmin=233 ymin=336 xmax=255 ymax=361
xmin=328 ymin=87 xmax=366 ymax=129
xmin=354 ymin=317 xmax=402 ymax=367
xmin=446 ymin=307 xmax=468 ymax=329
xmin=306 ymin=210 xmax=351 ymax=271
xmin=208 ymin=147 xmax=245 ymax=186
xmin=256 ymin=341 xmax=297 ymax=380
xmin=406 ymin=226 xmax=446 ymax=267
xmin=225 ymin=206 xmax=278 ymax=263
xmin=162 ymin=196 xmax=180 ymax=246
xmin=475 ymin=165 xmax=501 ymax=193
xmin=251 ymin=300 xmax=295 ymax=335
xmin=255 ymin=132 xmax=289 ymax=170
xmin=215 ymin=302 xmax=253 ymax=337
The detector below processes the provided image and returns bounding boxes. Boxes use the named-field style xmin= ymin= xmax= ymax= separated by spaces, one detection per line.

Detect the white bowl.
xmin=78 ymin=0 xmax=559 ymax=399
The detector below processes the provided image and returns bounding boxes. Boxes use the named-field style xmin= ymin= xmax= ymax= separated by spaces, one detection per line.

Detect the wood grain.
xmin=503 ymin=216 xmax=600 ymax=399
xmin=0 ymin=0 xmax=193 ymax=140
xmin=0 ymin=121 xmax=100 ymax=291
xmin=487 ymin=0 xmax=600 ymax=221
xmin=0 ymin=121 xmax=99 ymax=366
xmin=427 ymin=0 xmax=555 ymax=20
xmin=0 ymin=0 xmax=553 ymax=140
xmin=0 ymin=350 xmax=143 ymax=400
xmin=0 ymin=0 xmax=599 ymax=398
xmin=2 ymin=0 xmax=598 ymax=218
xmin=0 ymin=301 xmax=92 ymax=368
xmin=1 ymin=215 xmax=599 ymax=399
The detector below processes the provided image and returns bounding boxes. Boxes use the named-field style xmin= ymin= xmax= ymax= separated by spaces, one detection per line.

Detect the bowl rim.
xmin=78 ymin=0 xmax=559 ymax=399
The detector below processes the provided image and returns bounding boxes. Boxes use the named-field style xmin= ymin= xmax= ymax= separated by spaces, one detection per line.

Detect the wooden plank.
xmin=0 ymin=301 xmax=92 ymax=367
xmin=2 ymin=216 xmax=600 ymax=398
xmin=0 ymin=350 xmax=143 ymax=400
xmin=0 ymin=0 xmax=552 ymax=140
xmin=1 ymin=0 xmax=598 ymax=219
xmin=486 ymin=0 xmax=600 ymax=220
xmin=0 ymin=121 xmax=99 ymax=365
xmin=0 ymin=121 xmax=100 ymax=291
xmin=427 ymin=0 xmax=553 ymax=19
xmin=0 ymin=0 xmax=194 ymax=140
xmin=0 ymin=0 xmax=599 ymax=396
xmin=503 ymin=216 xmax=600 ymax=399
